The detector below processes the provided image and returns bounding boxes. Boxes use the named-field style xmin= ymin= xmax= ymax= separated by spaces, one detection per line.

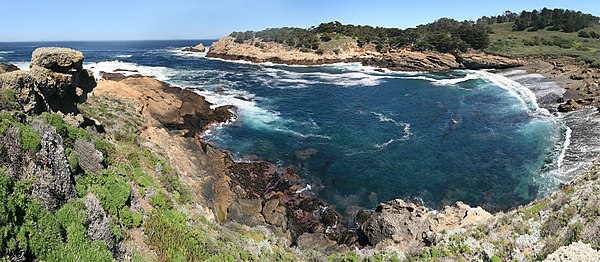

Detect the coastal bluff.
xmin=207 ymin=36 xmax=522 ymax=71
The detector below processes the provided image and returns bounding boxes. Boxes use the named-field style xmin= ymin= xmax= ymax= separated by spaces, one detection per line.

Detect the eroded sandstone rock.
xmin=31 ymin=47 xmax=84 ymax=73
xmin=0 ymin=47 xmax=96 ymax=115
xmin=73 ymin=138 xmax=104 ymax=174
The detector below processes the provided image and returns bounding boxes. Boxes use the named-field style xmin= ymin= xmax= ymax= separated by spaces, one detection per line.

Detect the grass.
xmin=486 ymin=22 xmax=600 ymax=67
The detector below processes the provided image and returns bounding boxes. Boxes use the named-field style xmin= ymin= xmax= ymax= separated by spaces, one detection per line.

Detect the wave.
xmin=114 ymin=54 xmax=133 ymax=58
xmin=170 ymin=47 xmax=210 ymax=58
xmin=13 ymin=62 xmax=30 ymax=70
xmin=371 ymin=112 xmax=411 ymax=148
xmin=557 ymin=126 xmax=572 ymax=169
xmin=85 ymin=60 xmax=178 ymax=81
xmin=399 ymin=72 xmax=479 ymax=86
xmin=471 ymin=70 xmax=549 ymax=115
xmin=193 ymin=88 xmax=329 ymax=139
xmin=0 ymin=51 xmax=14 ymax=54
xmin=258 ymin=66 xmax=392 ymax=87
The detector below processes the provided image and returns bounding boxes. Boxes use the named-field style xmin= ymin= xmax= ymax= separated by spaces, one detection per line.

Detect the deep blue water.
xmin=0 ymin=40 xmax=570 ymax=213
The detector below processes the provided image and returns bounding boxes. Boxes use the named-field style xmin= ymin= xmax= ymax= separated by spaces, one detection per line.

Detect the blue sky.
xmin=1 ymin=0 xmax=598 ymax=41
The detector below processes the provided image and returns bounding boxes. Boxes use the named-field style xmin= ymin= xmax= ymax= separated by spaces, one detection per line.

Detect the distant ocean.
xmin=2 ymin=40 xmax=599 ymax=213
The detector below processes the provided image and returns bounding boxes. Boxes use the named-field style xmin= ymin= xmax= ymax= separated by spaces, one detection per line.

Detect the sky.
xmin=1 ymin=0 xmax=598 ymax=41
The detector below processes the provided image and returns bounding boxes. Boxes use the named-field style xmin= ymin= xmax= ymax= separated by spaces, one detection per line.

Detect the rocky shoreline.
xmin=2 ymin=46 xmax=598 ymax=260
xmin=95 ymin=69 xmax=497 ymax=252
xmin=514 ymin=57 xmax=600 ymax=112
xmin=206 ymin=36 xmax=523 ymax=71
xmin=206 ymin=36 xmax=600 ymax=113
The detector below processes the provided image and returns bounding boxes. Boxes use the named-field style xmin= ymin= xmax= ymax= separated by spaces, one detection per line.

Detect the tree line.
xmin=229 ymin=8 xmax=599 ymax=54
xmin=477 ymin=8 xmax=599 ymax=32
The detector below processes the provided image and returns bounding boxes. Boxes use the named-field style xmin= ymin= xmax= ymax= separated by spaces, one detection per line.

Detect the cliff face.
xmin=207 ymin=36 xmax=522 ymax=71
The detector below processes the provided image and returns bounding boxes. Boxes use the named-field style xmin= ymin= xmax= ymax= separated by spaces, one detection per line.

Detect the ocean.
xmin=2 ymin=40 xmax=599 ymax=213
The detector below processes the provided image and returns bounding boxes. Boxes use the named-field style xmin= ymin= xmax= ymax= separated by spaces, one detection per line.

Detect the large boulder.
xmin=0 ymin=47 xmax=96 ymax=114
xmin=31 ymin=47 xmax=84 ymax=73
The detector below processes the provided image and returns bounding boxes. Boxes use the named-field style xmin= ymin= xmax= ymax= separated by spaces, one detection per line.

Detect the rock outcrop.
xmin=30 ymin=124 xmax=78 ymax=211
xmin=182 ymin=43 xmax=206 ymax=52
xmin=0 ymin=47 xmax=96 ymax=115
xmin=455 ymin=51 xmax=522 ymax=69
xmin=0 ymin=63 xmax=19 ymax=74
xmin=357 ymin=199 xmax=492 ymax=250
xmin=207 ymin=36 xmax=374 ymax=65
xmin=31 ymin=47 xmax=84 ymax=73
xmin=85 ymin=194 xmax=117 ymax=253
xmin=545 ymin=241 xmax=600 ymax=261
xmin=363 ymin=48 xmax=460 ymax=71
xmin=207 ymin=36 xmax=521 ymax=71
xmin=73 ymin=138 xmax=104 ymax=174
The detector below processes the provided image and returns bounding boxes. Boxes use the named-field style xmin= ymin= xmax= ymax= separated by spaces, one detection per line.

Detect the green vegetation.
xmin=230 ymin=8 xmax=598 ymax=60
xmin=231 ymin=19 xmax=491 ymax=53
xmin=486 ymin=22 xmax=600 ymax=67
xmin=18 ymin=124 xmax=40 ymax=151
xmin=76 ymin=170 xmax=131 ymax=217
xmin=0 ymin=169 xmax=113 ymax=261
xmin=0 ymin=89 xmax=18 ymax=111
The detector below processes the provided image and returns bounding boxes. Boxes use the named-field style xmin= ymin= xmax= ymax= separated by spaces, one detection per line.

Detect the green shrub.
xmin=146 ymin=209 xmax=210 ymax=261
xmin=76 ymin=171 xmax=131 ymax=217
xmin=18 ymin=125 xmax=40 ymax=151
xmin=55 ymin=199 xmax=88 ymax=229
xmin=119 ymin=206 xmax=142 ymax=229
xmin=38 ymin=112 xmax=89 ymax=149
xmin=65 ymin=148 xmax=79 ymax=173
xmin=94 ymin=138 xmax=117 ymax=165
xmin=0 ymin=89 xmax=18 ymax=111
xmin=18 ymin=201 xmax=63 ymax=260
xmin=149 ymin=192 xmax=173 ymax=210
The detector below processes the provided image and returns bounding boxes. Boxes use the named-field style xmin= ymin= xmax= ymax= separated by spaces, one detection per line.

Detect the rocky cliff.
xmin=207 ymin=36 xmax=522 ymax=71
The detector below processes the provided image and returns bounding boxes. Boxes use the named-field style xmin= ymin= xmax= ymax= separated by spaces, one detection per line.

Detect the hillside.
xmin=486 ymin=22 xmax=600 ymax=67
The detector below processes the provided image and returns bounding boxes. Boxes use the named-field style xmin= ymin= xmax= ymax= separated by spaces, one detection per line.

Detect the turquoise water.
xmin=1 ymin=41 xmax=569 ymax=213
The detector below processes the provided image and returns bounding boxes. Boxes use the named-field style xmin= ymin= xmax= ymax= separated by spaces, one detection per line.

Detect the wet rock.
xmin=31 ymin=47 xmax=84 ymax=73
xmin=31 ymin=124 xmax=77 ymax=211
xmin=0 ymin=63 xmax=19 ymax=74
xmin=73 ymin=138 xmax=103 ymax=174
xmin=295 ymin=148 xmax=318 ymax=160
xmin=85 ymin=194 xmax=116 ymax=253
xmin=558 ymin=99 xmax=583 ymax=112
